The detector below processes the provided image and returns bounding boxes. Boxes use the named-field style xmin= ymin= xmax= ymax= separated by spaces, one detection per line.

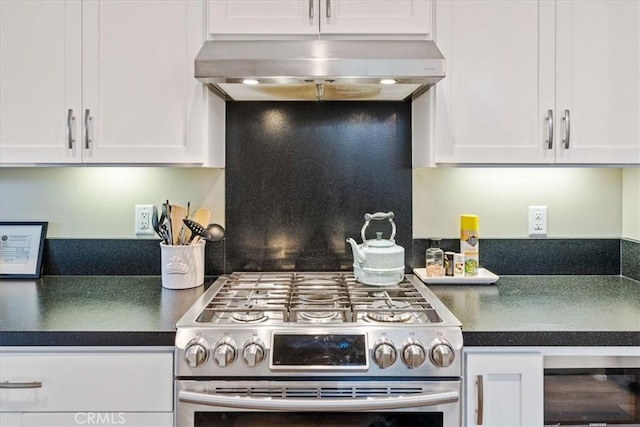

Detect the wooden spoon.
xmin=170 ymin=204 xmax=187 ymax=245
xmin=189 ymin=207 xmax=211 ymax=244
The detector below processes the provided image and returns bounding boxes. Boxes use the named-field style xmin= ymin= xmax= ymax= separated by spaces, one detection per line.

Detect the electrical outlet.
xmin=135 ymin=205 xmax=155 ymax=235
xmin=528 ymin=205 xmax=548 ymax=237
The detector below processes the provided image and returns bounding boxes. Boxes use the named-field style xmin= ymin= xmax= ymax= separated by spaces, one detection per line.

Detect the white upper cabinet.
xmin=554 ymin=0 xmax=640 ymax=164
xmin=0 ymin=1 xmax=82 ymax=164
xmin=208 ymin=0 xmax=432 ymax=36
xmin=432 ymin=0 xmax=554 ymax=164
xmin=81 ymin=0 xmax=206 ymax=164
xmin=431 ymin=0 xmax=640 ymax=165
xmin=1 ymin=0 xmax=215 ymax=165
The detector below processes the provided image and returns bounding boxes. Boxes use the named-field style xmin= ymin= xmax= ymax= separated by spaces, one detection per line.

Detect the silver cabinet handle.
xmin=563 ymin=109 xmax=570 ymax=149
xmin=66 ymin=109 xmax=76 ymax=149
xmin=476 ymin=375 xmax=484 ymax=425
xmin=1 ymin=381 xmax=43 ymax=389
xmin=326 ymin=0 xmax=331 ymax=17
xmin=546 ymin=109 xmax=554 ymax=149
xmin=309 ymin=0 xmax=314 ymax=18
xmin=84 ymin=109 xmax=92 ymax=149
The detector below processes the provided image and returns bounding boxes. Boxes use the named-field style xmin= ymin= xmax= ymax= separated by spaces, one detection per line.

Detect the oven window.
xmin=194 ymin=412 xmax=444 ymax=427
xmin=545 ymin=368 xmax=640 ymax=425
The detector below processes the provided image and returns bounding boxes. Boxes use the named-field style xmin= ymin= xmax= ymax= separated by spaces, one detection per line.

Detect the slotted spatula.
xmin=183 ymin=219 xmax=213 ymax=244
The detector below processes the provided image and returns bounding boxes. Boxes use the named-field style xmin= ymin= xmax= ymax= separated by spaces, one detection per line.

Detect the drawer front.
xmin=22 ymin=412 xmax=173 ymax=427
xmin=0 ymin=352 xmax=172 ymax=412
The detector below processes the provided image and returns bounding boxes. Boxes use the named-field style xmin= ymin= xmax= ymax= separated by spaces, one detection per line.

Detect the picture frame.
xmin=0 ymin=222 xmax=48 ymax=279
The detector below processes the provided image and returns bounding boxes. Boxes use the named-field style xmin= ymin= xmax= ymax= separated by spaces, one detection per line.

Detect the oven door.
xmin=176 ymin=379 xmax=461 ymax=427
xmin=544 ymin=355 xmax=640 ymax=426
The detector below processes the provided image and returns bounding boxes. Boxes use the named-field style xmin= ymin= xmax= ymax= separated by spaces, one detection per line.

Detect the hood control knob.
xmin=402 ymin=338 xmax=426 ymax=368
xmin=213 ymin=337 xmax=237 ymax=367
xmin=184 ymin=339 xmax=208 ymax=368
xmin=429 ymin=338 xmax=455 ymax=368
xmin=373 ymin=338 xmax=397 ymax=368
xmin=242 ymin=338 xmax=265 ymax=367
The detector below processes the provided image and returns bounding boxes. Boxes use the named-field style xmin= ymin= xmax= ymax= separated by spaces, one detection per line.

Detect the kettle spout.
xmin=346 ymin=238 xmax=366 ymax=265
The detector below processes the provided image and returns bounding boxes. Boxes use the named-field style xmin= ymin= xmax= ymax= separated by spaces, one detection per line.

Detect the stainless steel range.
xmin=175 ymin=272 xmax=463 ymax=427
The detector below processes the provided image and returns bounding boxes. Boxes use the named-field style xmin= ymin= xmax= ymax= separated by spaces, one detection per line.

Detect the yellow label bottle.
xmin=460 ymin=215 xmax=479 ymax=277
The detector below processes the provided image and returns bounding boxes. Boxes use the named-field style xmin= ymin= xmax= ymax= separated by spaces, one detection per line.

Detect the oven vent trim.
xmin=213 ymin=386 xmax=426 ymax=399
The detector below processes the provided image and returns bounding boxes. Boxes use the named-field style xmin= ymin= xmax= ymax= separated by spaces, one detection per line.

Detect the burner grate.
xmin=196 ymin=272 xmax=442 ymax=324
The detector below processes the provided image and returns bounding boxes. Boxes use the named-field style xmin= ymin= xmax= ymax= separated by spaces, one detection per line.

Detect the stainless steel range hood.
xmin=195 ymin=40 xmax=445 ymax=102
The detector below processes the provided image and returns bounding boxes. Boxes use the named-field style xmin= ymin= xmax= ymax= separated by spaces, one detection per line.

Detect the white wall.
xmin=413 ymin=168 xmax=623 ymax=238
xmin=0 ymin=167 xmax=630 ymax=240
xmin=622 ymin=167 xmax=640 ymax=241
xmin=0 ymin=168 xmax=225 ymax=238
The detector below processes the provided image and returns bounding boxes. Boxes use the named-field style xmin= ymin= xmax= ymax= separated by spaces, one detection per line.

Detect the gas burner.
xmin=298 ymin=309 xmax=340 ymax=322
xmin=365 ymin=299 xmax=413 ymax=323
xmin=231 ymin=293 xmax=268 ymax=323
xmin=231 ymin=311 xmax=267 ymax=323
xmin=298 ymin=293 xmax=338 ymax=303
xmin=295 ymin=292 xmax=341 ymax=322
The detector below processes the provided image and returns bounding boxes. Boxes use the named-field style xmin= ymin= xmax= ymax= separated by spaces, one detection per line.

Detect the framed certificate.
xmin=0 ymin=222 xmax=48 ymax=279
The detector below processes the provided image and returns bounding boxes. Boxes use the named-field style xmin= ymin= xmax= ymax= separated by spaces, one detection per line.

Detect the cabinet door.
xmin=465 ymin=353 xmax=543 ymax=427
xmin=0 ymin=0 xmax=82 ymax=164
xmin=21 ymin=413 xmax=172 ymax=427
xmin=433 ymin=0 xmax=556 ymax=164
xmin=82 ymin=0 xmax=205 ymax=164
xmin=0 ymin=413 xmax=21 ymax=427
xmin=209 ymin=0 xmax=319 ymax=35
xmin=320 ymin=0 xmax=431 ymax=34
xmin=0 ymin=352 xmax=172 ymax=412
xmin=555 ymin=0 xmax=640 ymax=164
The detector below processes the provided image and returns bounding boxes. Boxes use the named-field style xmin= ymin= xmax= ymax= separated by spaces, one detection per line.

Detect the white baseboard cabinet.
xmin=0 ymin=347 xmax=174 ymax=427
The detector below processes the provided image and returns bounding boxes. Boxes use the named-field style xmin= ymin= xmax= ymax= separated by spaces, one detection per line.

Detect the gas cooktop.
xmin=175 ymin=272 xmax=462 ymax=378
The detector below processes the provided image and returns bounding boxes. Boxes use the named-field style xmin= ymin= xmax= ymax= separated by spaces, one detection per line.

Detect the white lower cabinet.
xmin=0 ymin=347 xmax=173 ymax=427
xmin=464 ymin=349 xmax=543 ymax=427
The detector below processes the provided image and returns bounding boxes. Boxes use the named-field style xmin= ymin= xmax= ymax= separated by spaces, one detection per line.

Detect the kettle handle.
xmin=361 ymin=211 xmax=396 ymax=243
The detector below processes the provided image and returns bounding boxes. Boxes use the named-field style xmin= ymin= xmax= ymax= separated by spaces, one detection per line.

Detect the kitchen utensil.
xmin=170 ymin=204 xmax=188 ymax=245
xmin=180 ymin=201 xmax=191 ymax=244
xmin=346 ymin=211 xmax=405 ymax=286
xmin=206 ymin=223 xmax=225 ymax=241
xmin=162 ymin=201 xmax=172 ymax=245
xmin=159 ymin=224 xmax=171 ymax=245
xmin=183 ymin=219 xmax=214 ymax=244
xmin=188 ymin=207 xmax=211 ymax=244
xmin=152 ymin=205 xmax=160 ymax=236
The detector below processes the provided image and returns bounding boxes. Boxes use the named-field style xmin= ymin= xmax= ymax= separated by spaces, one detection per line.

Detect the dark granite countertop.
xmin=0 ymin=276 xmax=209 ymax=346
xmin=1 ymin=275 xmax=638 ymax=347
xmin=429 ymin=275 xmax=640 ymax=347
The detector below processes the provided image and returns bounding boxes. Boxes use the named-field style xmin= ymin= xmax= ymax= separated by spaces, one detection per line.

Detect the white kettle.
xmin=346 ymin=212 xmax=405 ymax=286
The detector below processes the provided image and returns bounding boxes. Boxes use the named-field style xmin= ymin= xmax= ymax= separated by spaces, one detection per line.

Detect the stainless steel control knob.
xmin=213 ymin=337 xmax=237 ymax=367
xmin=184 ymin=342 xmax=208 ymax=368
xmin=430 ymin=340 xmax=455 ymax=368
xmin=373 ymin=338 xmax=397 ymax=368
xmin=242 ymin=343 xmax=265 ymax=367
xmin=402 ymin=341 xmax=426 ymax=369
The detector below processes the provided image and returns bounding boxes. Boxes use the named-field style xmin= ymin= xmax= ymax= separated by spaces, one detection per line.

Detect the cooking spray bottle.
xmin=460 ymin=215 xmax=479 ymax=276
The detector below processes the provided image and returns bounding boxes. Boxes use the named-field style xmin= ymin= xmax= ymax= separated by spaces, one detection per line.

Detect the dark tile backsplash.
xmin=412 ymin=238 xmax=621 ymax=276
xmin=225 ymin=101 xmax=413 ymax=272
xmin=622 ymin=238 xmax=640 ymax=281
xmin=39 ymin=237 xmax=626 ymax=277
xmin=42 ymin=239 xmax=224 ymax=276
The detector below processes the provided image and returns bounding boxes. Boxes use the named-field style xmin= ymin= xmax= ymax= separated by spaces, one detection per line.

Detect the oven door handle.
xmin=178 ymin=390 xmax=459 ymax=411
